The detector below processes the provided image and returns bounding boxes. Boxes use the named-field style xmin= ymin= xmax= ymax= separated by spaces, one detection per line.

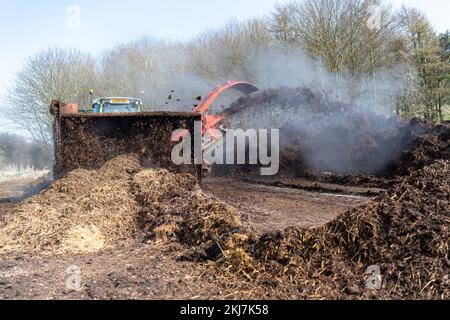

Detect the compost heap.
xmin=0 ymin=155 xmax=142 ymax=255
xmin=134 ymin=158 xmax=448 ymax=299
xmin=0 ymin=155 xmax=447 ymax=299
xmin=253 ymin=160 xmax=449 ymax=299
xmin=220 ymin=87 xmax=450 ymax=182
xmin=0 ymin=154 xmax=241 ymax=256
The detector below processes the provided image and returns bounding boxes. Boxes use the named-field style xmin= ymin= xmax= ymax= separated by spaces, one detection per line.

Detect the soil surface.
xmin=202 ymin=178 xmax=373 ymax=233
xmin=0 ymin=244 xmax=269 ymax=300
xmin=0 ymin=172 xmax=50 ymax=200
xmin=0 ymin=172 xmax=51 ymax=219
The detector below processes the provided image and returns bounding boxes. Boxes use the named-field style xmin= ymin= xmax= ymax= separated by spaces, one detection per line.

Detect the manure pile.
xmin=0 ymin=155 xmax=447 ymax=299
xmin=0 ymin=155 xmax=142 ymax=255
xmin=217 ymin=86 xmax=449 ymax=178
xmin=253 ymin=160 xmax=449 ymax=299
xmin=386 ymin=120 xmax=450 ymax=176
xmin=132 ymin=158 xmax=449 ymax=299
xmin=0 ymin=154 xmax=242 ymax=257
xmin=130 ymin=168 xmax=242 ymax=248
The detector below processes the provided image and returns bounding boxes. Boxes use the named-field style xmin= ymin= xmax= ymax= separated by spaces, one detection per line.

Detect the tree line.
xmin=0 ymin=133 xmax=52 ymax=170
xmin=2 ymin=0 xmax=449 ymax=150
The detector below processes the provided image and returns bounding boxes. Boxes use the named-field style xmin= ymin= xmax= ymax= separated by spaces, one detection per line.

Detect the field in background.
xmin=0 ymin=167 xmax=50 ymax=200
xmin=0 ymin=166 xmax=49 ymax=183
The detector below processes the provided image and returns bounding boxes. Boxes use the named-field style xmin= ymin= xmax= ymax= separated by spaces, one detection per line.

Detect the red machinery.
xmin=192 ymin=81 xmax=258 ymax=149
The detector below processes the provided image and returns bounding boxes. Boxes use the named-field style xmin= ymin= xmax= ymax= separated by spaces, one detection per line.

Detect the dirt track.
xmin=0 ymin=244 xmax=271 ymax=300
xmin=202 ymin=179 xmax=373 ymax=233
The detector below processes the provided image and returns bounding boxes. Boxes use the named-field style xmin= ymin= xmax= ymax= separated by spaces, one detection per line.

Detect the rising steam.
xmin=213 ymin=46 xmax=418 ymax=175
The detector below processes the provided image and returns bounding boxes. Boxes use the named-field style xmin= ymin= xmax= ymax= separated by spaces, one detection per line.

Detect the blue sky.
xmin=0 ymin=0 xmax=449 ymax=99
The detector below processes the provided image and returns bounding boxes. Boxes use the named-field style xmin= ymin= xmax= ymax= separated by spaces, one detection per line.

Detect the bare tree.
xmin=4 ymin=48 xmax=97 ymax=144
xmin=270 ymin=0 xmax=400 ymax=75
xmin=187 ymin=19 xmax=272 ymax=83
xmin=0 ymin=133 xmax=52 ymax=170
xmin=270 ymin=2 xmax=302 ymax=44
xmin=98 ymin=37 xmax=197 ymax=109
xmin=2 ymin=1 xmax=445 ymax=137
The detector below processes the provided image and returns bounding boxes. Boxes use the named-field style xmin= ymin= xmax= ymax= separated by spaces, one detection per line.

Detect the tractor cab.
xmin=92 ymin=98 xmax=143 ymax=114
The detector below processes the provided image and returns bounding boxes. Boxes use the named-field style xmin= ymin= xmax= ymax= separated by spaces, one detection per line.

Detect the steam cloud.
xmin=213 ymin=46 xmax=417 ymax=175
